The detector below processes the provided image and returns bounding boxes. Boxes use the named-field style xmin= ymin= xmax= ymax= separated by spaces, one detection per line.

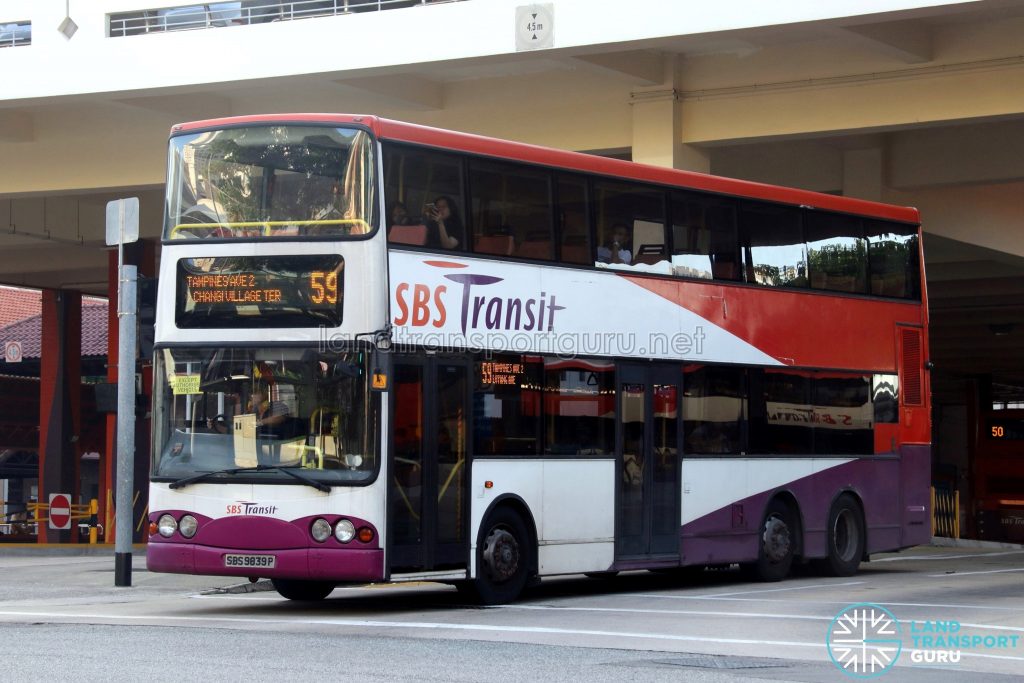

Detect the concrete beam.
xmin=0 ymin=111 xmax=34 ymax=143
xmin=115 ymin=93 xmax=233 ymax=121
xmin=571 ymin=50 xmax=664 ymax=86
xmin=679 ymin=60 xmax=1024 ymax=146
xmin=841 ymin=19 xmax=932 ymax=64
xmin=889 ymin=182 xmax=1024 ymax=259
xmin=843 ymin=147 xmax=884 ymax=202
xmin=338 ymin=75 xmax=443 ymax=111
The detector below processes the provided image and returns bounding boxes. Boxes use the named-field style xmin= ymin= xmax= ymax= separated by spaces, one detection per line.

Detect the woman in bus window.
xmin=424 ymin=195 xmax=462 ymax=250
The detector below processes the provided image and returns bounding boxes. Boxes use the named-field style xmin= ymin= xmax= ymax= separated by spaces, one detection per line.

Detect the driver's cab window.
xmin=153 ymin=348 xmax=376 ymax=483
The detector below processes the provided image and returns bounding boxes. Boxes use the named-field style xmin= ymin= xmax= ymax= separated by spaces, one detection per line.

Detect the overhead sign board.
xmin=106 ymin=197 xmax=140 ymax=246
xmin=515 ymin=4 xmax=554 ymax=51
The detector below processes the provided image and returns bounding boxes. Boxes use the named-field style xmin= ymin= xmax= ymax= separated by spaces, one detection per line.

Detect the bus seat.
xmin=711 ymin=259 xmax=741 ymax=281
xmin=516 ymin=239 xmax=552 ymax=260
xmin=634 ymin=243 xmax=666 ymax=266
xmin=388 ymin=224 xmax=427 ymax=245
xmin=475 ymin=234 xmax=515 ymax=256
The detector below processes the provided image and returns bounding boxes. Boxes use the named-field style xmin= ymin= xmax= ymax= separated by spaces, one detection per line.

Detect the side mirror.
xmin=370 ymin=346 xmax=391 ymax=393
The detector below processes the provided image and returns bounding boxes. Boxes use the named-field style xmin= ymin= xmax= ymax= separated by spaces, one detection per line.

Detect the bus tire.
xmin=271 ymin=578 xmax=335 ymax=601
xmin=819 ymin=494 xmax=865 ymax=577
xmin=745 ymin=499 xmax=796 ymax=582
xmin=470 ymin=507 xmax=532 ymax=605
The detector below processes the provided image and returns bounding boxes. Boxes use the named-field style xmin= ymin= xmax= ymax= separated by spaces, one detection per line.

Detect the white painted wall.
xmin=0 ymin=0 xmax=984 ymax=102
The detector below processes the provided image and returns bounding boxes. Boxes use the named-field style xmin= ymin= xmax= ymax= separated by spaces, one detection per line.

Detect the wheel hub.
xmin=834 ymin=509 xmax=858 ymax=560
xmin=762 ymin=516 xmax=791 ymax=563
xmin=483 ymin=527 xmax=520 ymax=582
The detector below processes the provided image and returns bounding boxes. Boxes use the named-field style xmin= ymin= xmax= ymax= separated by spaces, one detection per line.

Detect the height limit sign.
xmin=516 ymin=4 xmax=553 ymax=51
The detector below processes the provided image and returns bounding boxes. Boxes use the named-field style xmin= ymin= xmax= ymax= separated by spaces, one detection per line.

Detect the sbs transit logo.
xmin=392 ymin=260 xmax=565 ymax=334
xmin=826 ymin=603 xmax=902 ymax=678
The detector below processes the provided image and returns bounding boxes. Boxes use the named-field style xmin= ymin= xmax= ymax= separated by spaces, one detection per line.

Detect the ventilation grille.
xmin=901 ymin=327 xmax=923 ymax=406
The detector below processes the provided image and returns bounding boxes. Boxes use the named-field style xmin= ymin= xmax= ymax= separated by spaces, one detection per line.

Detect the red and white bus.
xmin=147 ymin=114 xmax=932 ymax=603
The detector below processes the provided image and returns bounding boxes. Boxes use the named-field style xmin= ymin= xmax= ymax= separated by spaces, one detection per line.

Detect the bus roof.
xmin=171 ymin=113 xmax=921 ymax=225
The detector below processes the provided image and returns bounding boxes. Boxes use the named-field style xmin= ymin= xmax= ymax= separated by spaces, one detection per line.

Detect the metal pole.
xmin=115 ymin=263 xmax=137 ymax=586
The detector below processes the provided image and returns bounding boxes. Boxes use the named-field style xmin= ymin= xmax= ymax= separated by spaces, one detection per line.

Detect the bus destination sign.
xmin=479 ymin=361 xmax=524 ymax=386
xmin=176 ymin=255 xmax=344 ymax=328
xmin=989 ymin=418 xmax=1024 ymax=441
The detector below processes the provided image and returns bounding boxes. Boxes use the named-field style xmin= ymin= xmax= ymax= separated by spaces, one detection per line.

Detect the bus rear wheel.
xmin=818 ymin=494 xmax=865 ymax=577
xmin=271 ymin=578 xmax=336 ymax=601
xmin=468 ymin=507 xmax=532 ymax=605
xmin=744 ymin=499 xmax=796 ymax=582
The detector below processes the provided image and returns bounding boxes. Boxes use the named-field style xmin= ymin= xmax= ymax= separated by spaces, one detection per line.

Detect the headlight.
xmin=311 ymin=518 xmax=332 ymax=543
xmin=157 ymin=514 xmax=177 ymax=538
xmin=334 ymin=518 xmax=355 ymax=543
xmin=178 ymin=515 xmax=198 ymax=539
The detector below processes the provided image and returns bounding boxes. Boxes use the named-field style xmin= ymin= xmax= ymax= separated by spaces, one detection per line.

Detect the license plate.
xmin=224 ymin=553 xmax=276 ymax=569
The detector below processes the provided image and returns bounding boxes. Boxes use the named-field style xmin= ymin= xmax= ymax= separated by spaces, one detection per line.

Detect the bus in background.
xmin=974 ymin=408 xmax=1024 ymax=542
xmin=147 ymin=114 xmax=931 ymax=603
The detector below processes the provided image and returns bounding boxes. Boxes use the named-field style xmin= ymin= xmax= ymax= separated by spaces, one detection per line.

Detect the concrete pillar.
xmin=843 ymin=147 xmax=885 ymax=201
xmin=38 ymin=289 xmax=82 ymax=543
xmin=630 ymin=57 xmax=709 ymax=173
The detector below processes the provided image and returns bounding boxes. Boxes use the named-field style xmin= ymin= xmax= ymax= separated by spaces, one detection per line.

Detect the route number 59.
xmin=310 ymin=271 xmax=339 ymax=304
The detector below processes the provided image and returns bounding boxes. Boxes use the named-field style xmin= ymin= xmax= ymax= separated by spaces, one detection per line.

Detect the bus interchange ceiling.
xmin=1 ymin=0 xmax=1024 ymax=388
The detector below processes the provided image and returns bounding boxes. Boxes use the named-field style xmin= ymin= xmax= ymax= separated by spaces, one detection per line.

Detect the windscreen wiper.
xmin=169 ymin=465 xmax=331 ymax=493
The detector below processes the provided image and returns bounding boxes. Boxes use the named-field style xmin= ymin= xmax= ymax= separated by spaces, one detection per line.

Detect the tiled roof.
xmin=0 ymin=300 xmax=108 ymax=359
xmin=0 ymin=286 xmax=41 ymax=328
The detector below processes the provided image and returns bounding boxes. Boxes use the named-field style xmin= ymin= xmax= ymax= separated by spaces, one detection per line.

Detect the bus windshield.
xmin=164 ymin=125 xmax=376 ymax=240
xmin=152 ymin=347 xmax=378 ymax=485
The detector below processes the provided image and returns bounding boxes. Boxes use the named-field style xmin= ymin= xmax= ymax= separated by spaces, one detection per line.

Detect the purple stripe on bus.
xmin=679 ymin=446 xmax=931 ymax=567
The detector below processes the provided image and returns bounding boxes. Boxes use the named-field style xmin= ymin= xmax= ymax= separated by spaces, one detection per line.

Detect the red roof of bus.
xmin=171 ymin=113 xmax=921 ymax=225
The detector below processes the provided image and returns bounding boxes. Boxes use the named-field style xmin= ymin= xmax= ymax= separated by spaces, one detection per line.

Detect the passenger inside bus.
xmin=390 ymin=201 xmax=411 ymax=226
xmin=424 ymin=195 xmax=462 ymax=249
xmin=597 ymin=223 xmax=633 ymax=265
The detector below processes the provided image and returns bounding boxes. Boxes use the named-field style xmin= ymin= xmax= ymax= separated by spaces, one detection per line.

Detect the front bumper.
xmin=147 ymin=542 xmax=384 ymax=581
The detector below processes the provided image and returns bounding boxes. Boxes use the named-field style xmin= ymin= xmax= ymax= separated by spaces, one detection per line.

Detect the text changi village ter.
xmin=186 ymin=274 xmax=283 ymax=304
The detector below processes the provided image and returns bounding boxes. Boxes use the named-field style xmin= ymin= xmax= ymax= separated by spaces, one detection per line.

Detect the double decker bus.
xmin=147 ymin=114 xmax=932 ymax=603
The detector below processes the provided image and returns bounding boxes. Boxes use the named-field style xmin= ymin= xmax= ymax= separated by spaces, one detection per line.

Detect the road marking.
xmin=504 ymin=604 xmax=830 ymax=622
xmin=927 ymin=567 xmax=1024 ymax=578
xmin=1 ymin=608 xmax=1023 ymax=664
xmin=873 ymin=550 xmax=1024 ymax=562
xmin=629 ymin=594 xmax=1024 ymax=612
xmin=504 ymin=605 xmax=1024 ymax=634
xmin=695 ymin=581 xmax=863 ymax=598
xmin=192 ymin=594 xmax=284 ymax=602
xmin=0 ymin=609 xmax=821 ymax=649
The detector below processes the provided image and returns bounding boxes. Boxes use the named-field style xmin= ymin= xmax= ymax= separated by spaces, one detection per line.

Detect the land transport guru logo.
xmin=827 ymin=603 xmax=902 ymax=677
xmin=392 ymin=260 xmax=565 ymax=334
xmin=826 ymin=602 xmax=1021 ymax=677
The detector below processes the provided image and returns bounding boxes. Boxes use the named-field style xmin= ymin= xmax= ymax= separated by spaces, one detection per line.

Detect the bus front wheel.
xmin=470 ymin=507 xmax=532 ymax=605
xmin=271 ymin=578 xmax=336 ymax=601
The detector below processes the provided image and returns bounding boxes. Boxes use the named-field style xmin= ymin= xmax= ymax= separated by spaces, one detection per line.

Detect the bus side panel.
xmin=470 ymin=460 xmax=544 ymax=579
xmin=469 ymin=459 xmax=616 ymax=577
xmin=680 ymin=457 xmax=909 ymax=566
xmin=900 ymin=444 xmax=932 ymax=548
xmin=539 ymin=459 xmax=615 ymax=574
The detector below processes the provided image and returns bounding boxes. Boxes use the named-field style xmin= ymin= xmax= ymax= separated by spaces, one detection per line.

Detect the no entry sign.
xmin=49 ymin=493 xmax=71 ymax=530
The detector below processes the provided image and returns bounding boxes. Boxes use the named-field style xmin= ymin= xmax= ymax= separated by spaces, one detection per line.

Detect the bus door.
xmin=388 ymin=357 xmax=470 ymax=572
xmin=616 ymin=363 xmax=681 ymax=560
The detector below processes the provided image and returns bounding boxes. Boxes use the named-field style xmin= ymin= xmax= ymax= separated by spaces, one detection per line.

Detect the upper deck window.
xmin=165 ymin=126 xmax=376 ymax=241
